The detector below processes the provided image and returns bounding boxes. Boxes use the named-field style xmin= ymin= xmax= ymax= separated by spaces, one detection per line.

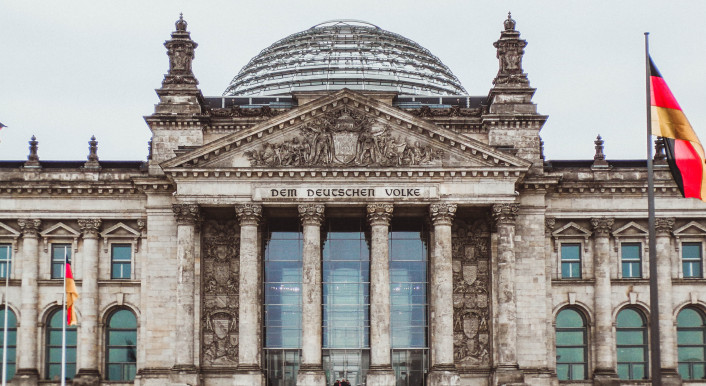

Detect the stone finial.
xmin=504 ymin=12 xmax=516 ymax=31
xmin=298 ymin=204 xmax=325 ymax=226
xmin=367 ymin=204 xmax=393 ymax=226
xmin=430 ymin=203 xmax=457 ymax=226
xmin=539 ymin=137 xmax=545 ymax=160
xmin=175 ymin=13 xmax=187 ymax=32
xmin=492 ymin=13 xmax=528 ymax=86
xmin=173 ymin=204 xmax=201 ymax=225
xmin=492 ymin=203 xmax=518 ymax=225
xmin=17 ymin=219 xmax=42 ymax=237
xmin=592 ymin=135 xmax=609 ymax=167
xmin=85 ymin=135 xmax=101 ymax=169
xmin=655 ymin=217 xmax=675 ymax=236
xmin=162 ymin=14 xmax=199 ymax=87
xmin=78 ymin=219 xmax=102 ymax=238
xmin=590 ymin=217 xmax=614 ymax=236
xmin=24 ymin=135 xmax=40 ymax=168
xmin=654 ymin=137 xmax=667 ymax=163
xmin=235 ymin=204 xmax=262 ymax=226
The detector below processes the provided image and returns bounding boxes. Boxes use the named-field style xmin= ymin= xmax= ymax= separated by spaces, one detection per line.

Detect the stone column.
xmin=366 ymin=204 xmax=396 ymax=386
xmin=591 ymin=217 xmax=619 ymax=384
xmin=492 ymin=204 xmax=523 ymax=385
xmin=428 ymin=203 xmax=460 ymax=386
xmin=15 ymin=219 xmax=41 ymax=386
xmin=655 ymin=218 xmax=682 ymax=385
xmin=297 ymin=204 xmax=326 ymax=386
xmin=234 ymin=204 xmax=265 ymax=386
xmin=75 ymin=219 xmax=102 ymax=385
xmin=172 ymin=204 xmax=200 ymax=375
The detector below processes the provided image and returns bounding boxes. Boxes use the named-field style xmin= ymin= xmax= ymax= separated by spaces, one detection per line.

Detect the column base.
xmin=13 ymin=368 xmax=39 ymax=386
xmin=660 ymin=368 xmax=683 ymax=386
xmin=592 ymin=368 xmax=619 ymax=386
xmin=427 ymin=364 xmax=460 ymax=386
xmin=233 ymin=365 xmax=265 ymax=386
xmin=367 ymin=365 xmax=396 ymax=386
xmin=73 ymin=368 xmax=102 ymax=386
xmin=171 ymin=364 xmax=199 ymax=385
xmin=493 ymin=365 xmax=526 ymax=385
xmin=297 ymin=364 xmax=326 ymax=386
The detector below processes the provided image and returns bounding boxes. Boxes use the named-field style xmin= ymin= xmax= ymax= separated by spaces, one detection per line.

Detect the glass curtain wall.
xmin=264 ymin=219 xmax=303 ymax=386
xmin=389 ymin=219 xmax=428 ymax=385
xmin=322 ymin=218 xmax=370 ymax=386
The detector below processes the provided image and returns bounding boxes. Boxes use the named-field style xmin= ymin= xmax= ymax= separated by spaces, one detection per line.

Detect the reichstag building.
xmin=1 ymin=13 xmax=705 ymax=386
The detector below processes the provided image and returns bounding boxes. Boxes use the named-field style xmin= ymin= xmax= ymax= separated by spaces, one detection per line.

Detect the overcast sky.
xmin=1 ymin=1 xmax=705 ymax=162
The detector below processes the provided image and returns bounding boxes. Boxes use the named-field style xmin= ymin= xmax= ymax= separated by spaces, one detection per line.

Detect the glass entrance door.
xmin=323 ymin=349 xmax=370 ymax=386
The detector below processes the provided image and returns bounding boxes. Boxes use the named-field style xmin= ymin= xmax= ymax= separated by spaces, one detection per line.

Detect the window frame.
xmin=0 ymin=306 xmax=17 ymax=382
xmin=0 ymin=243 xmax=11 ymax=279
xmin=555 ymin=307 xmax=589 ymax=381
xmin=50 ymin=243 xmax=72 ymax=279
xmin=677 ymin=306 xmax=706 ymax=380
xmin=682 ymin=241 xmax=703 ymax=279
xmin=616 ymin=308 xmax=649 ymax=380
xmin=45 ymin=308 xmax=77 ymax=380
xmin=104 ymin=308 xmax=138 ymax=381
xmin=110 ymin=243 xmax=133 ymax=280
xmin=560 ymin=243 xmax=582 ymax=279
xmin=620 ymin=242 xmax=643 ymax=279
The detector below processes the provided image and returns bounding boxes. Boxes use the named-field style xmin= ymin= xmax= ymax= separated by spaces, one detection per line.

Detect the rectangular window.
xmin=0 ymin=244 xmax=11 ymax=279
xmin=561 ymin=244 xmax=582 ymax=279
xmin=111 ymin=244 xmax=132 ymax=279
xmin=683 ymin=242 xmax=703 ymax=278
xmin=621 ymin=243 xmax=642 ymax=278
xmin=51 ymin=244 xmax=71 ymax=279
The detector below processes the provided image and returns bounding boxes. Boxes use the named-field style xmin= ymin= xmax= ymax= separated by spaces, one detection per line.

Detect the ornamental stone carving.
xmin=493 ymin=13 xmax=529 ymax=86
xmin=18 ymin=219 xmax=42 ymax=237
xmin=430 ymin=203 xmax=457 ymax=226
xmin=244 ymin=106 xmax=443 ymax=167
xmin=173 ymin=204 xmax=201 ymax=225
xmin=298 ymin=204 xmax=325 ymax=226
xmin=590 ymin=217 xmax=614 ymax=237
xmin=235 ymin=204 xmax=262 ymax=226
xmin=78 ymin=219 xmax=102 ymax=238
xmin=201 ymin=221 xmax=240 ymax=366
xmin=452 ymin=218 xmax=491 ymax=367
xmin=655 ymin=217 xmax=675 ymax=236
xmin=367 ymin=204 xmax=393 ymax=226
xmin=545 ymin=217 xmax=556 ymax=237
xmin=162 ymin=14 xmax=199 ymax=86
xmin=491 ymin=203 xmax=518 ymax=225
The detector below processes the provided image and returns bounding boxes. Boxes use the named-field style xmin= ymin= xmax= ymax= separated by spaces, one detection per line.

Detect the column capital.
xmin=173 ymin=204 xmax=201 ymax=225
xmin=78 ymin=219 xmax=102 ymax=238
xmin=367 ymin=203 xmax=393 ymax=226
xmin=655 ymin=217 xmax=675 ymax=236
xmin=298 ymin=204 xmax=325 ymax=226
xmin=17 ymin=218 xmax=42 ymax=237
xmin=430 ymin=203 xmax=457 ymax=226
xmin=235 ymin=203 xmax=262 ymax=226
xmin=590 ymin=217 xmax=614 ymax=236
xmin=492 ymin=203 xmax=518 ymax=225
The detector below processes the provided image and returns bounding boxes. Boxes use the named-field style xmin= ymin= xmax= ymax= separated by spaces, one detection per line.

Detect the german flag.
xmin=650 ymin=57 xmax=706 ymax=201
xmin=65 ymin=263 xmax=79 ymax=326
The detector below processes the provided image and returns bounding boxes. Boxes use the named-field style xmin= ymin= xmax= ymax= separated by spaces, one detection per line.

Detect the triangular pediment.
xmin=0 ymin=222 xmax=20 ymax=239
xmin=40 ymin=222 xmax=80 ymax=238
xmin=612 ymin=222 xmax=648 ymax=237
xmin=674 ymin=221 xmax=706 ymax=237
xmin=162 ymin=89 xmax=531 ymax=176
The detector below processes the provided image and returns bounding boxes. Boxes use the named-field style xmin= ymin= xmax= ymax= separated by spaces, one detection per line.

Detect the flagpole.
xmin=2 ymin=250 xmax=10 ymax=386
xmin=61 ymin=249 xmax=67 ymax=386
xmin=645 ymin=32 xmax=662 ymax=385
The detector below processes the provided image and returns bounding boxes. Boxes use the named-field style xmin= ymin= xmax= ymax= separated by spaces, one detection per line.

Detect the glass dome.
xmin=224 ymin=20 xmax=467 ymax=96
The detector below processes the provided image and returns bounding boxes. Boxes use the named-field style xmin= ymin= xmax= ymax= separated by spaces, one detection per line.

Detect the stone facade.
xmin=1 ymin=13 xmax=705 ymax=386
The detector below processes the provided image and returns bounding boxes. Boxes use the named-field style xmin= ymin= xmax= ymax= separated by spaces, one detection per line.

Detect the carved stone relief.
xmin=201 ymin=220 xmax=240 ymax=366
xmin=244 ymin=106 xmax=443 ymax=167
xmin=452 ymin=218 xmax=491 ymax=367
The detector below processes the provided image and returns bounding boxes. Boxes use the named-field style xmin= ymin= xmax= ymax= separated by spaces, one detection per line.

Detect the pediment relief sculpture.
xmin=244 ymin=106 xmax=443 ymax=167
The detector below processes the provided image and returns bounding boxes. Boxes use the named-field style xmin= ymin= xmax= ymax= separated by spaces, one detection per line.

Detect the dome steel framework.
xmin=224 ymin=20 xmax=468 ymax=96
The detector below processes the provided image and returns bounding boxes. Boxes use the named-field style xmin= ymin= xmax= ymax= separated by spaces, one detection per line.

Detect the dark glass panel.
xmin=616 ymin=308 xmax=645 ymax=328
xmin=556 ymin=309 xmax=584 ymax=328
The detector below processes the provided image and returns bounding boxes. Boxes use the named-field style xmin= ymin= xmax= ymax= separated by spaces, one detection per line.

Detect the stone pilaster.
xmin=75 ymin=218 xmax=102 ymax=385
xmin=655 ymin=218 xmax=682 ymax=386
xmin=590 ymin=217 xmax=619 ymax=385
xmin=171 ymin=204 xmax=200 ymax=378
xmin=492 ymin=204 xmax=524 ymax=385
xmin=234 ymin=204 xmax=265 ymax=386
xmin=15 ymin=219 xmax=41 ymax=386
xmin=296 ymin=204 xmax=326 ymax=386
xmin=428 ymin=203 xmax=460 ymax=386
xmin=366 ymin=204 xmax=396 ymax=386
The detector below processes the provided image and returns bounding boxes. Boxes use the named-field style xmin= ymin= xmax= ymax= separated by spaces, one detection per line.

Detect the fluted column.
xmin=15 ymin=219 xmax=41 ymax=385
xmin=591 ymin=217 xmax=618 ymax=383
xmin=366 ymin=204 xmax=396 ymax=386
xmin=235 ymin=204 xmax=264 ymax=380
xmin=296 ymin=204 xmax=326 ymax=386
xmin=76 ymin=218 xmax=102 ymax=383
xmin=172 ymin=204 xmax=200 ymax=370
xmin=428 ymin=203 xmax=460 ymax=386
xmin=655 ymin=218 xmax=681 ymax=384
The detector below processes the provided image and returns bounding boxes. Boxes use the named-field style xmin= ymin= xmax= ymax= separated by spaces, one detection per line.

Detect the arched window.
xmin=677 ymin=307 xmax=706 ymax=380
xmin=105 ymin=309 xmax=137 ymax=381
xmin=1 ymin=307 xmax=17 ymax=381
xmin=555 ymin=308 xmax=587 ymax=380
xmin=616 ymin=308 xmax=648 ymax=380
xmin=46 ymin=308 xmax=77 ymax=380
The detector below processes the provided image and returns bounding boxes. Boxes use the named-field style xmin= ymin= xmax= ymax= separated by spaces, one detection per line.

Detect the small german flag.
xmin=65 ymin=263 xmax=79 ymax=326
xmin=650 ymin=57 xmax=706 ymax=201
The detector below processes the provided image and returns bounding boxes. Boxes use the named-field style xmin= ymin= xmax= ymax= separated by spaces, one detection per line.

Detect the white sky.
xmin=1 ymin=0 xmax=705 ymax=162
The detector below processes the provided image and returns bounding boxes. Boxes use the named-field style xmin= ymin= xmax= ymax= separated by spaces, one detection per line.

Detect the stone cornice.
xmin=298 ymin=204 xmax=325 ymax=226
xmin=235 ymin=204 xmax=262 ymax=226
xmin=367 ymin=204 xmax=393 ymax=226
xmin=430 ymin=203 xmax=457 ymax=226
